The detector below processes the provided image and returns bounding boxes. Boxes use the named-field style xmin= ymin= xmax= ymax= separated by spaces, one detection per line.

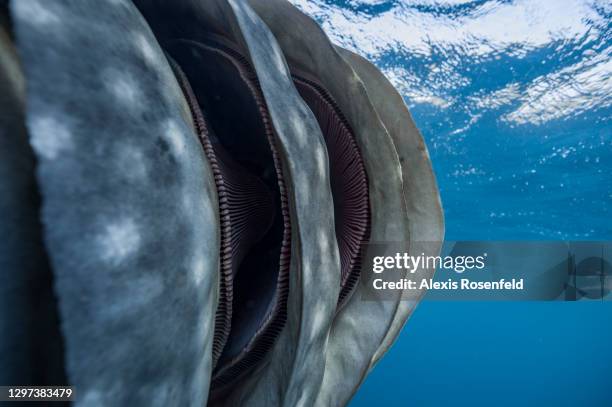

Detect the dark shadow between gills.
xmin=165 ymin=35 xmax=292 ymax=396
xmin=292 ymin=73 xmax=371 ymax=308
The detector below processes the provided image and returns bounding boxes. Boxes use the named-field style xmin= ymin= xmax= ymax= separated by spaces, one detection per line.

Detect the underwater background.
xmin=290 ymin=1 xmax=612 ymax=405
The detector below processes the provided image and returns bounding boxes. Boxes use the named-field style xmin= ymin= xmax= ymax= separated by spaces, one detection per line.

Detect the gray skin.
xmin=134 ymin=1 xmax=341 ymax=405
xmin=5 ymin=0 xmax=442 ymax=405
xmin=0 ymin=16 xmax=66 ymax=387
xmin=337 ymin=48 xmax=445 ymax=366
xmin=137 ymin=1 xmax=341 ymax=405
xmin=221 ymin=2 xmax=340 ymax=406
xmin=247 ymin=1 xmax=442 ymax=406
xmin=10 ymin=1 xmax=220 ymax=405
xmin=11 ymin=0 xmax=342 ymax=404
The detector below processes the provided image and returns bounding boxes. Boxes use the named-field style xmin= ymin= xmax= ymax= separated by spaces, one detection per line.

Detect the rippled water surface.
xmin=289 ymin=1 xmax=612 ymax=406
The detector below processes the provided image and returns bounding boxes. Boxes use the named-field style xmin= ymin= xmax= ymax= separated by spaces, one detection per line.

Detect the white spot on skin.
xmin=309 ymin=298 xmax=331 ymax=341
xmin=164 ymin=120 xmax=186 ymax=156
xmin=105 ymin=71 xmax=142 ymax=107
xmin=98 ymin=218 xmax=141 ymax=265
xmin=197 ymin=315 xmax=211 ymax=348
xmin=287 ymin=109 xmax=309 ymax=149
xmin=14 ymin=0 xmax=60 ymax=26
xmin=117 ymin=145 xmax=147 ymax=181
xmin=191 ymin=255 xmax=207 ymax=286
xmin=314 ymin=145 xmax=328 ymax=178
xmin=29 ymin=116 xmax=72 ymax=160
xmin=133 ymin=33 xmax=158 ymax=66
xmin=317 ymin=227 xmax=331 ymax=255
xmin=181 ymin=193 xmax=195 ymax=214
xmin=79 ymin=389 xmax=104 ymax=407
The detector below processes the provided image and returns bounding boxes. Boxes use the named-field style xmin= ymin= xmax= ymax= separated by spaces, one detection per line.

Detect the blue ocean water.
xmin=290 ymin=1 xmax=612 ymax=405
